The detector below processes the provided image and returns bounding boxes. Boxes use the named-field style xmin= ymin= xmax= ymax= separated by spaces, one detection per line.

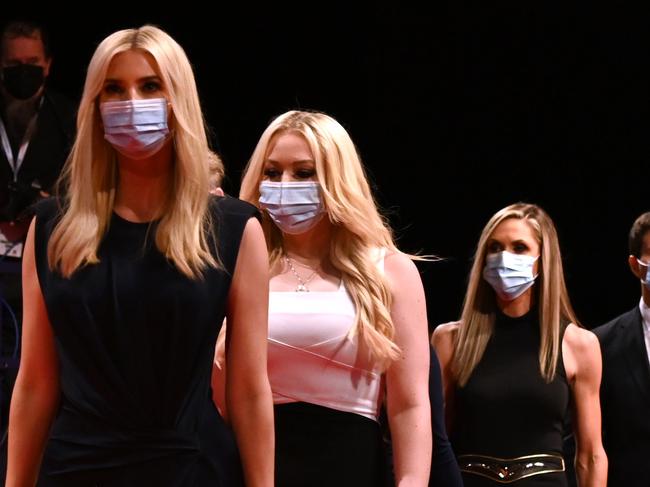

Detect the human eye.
xmin=513 ymin=242 xmax=530 ymax=253
xmin=102 ymin=82 xmax=123 ymax=95
xmin=142 ymin=80 xmax=162 ymax=93
xmin=295 ymin=168 xmax=316 ymax=179
xmin=263 ymin=167 xmax=281 ymax=180
xmin=487 ymin=241 xmax=503 ymax=254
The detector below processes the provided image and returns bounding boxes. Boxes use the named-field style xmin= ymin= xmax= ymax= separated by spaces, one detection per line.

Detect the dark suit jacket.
xmin=0 ymin=88 xmax=76 ymax=221
xmin=594 ymin=305 xmax=650 ymax=487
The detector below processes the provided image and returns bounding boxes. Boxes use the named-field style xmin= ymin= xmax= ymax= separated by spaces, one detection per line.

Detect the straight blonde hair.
xmin=49 ymin=25 xmax=221 ymax=278
xmin=240 ymin=110 xmax=401 ymax=365
xmin=453 ymin=203 xmax=579 ymax=386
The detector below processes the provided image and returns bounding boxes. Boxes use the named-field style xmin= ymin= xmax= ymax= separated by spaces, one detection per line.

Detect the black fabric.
xmin=32 ymin=196 xmax=255 ymax=486
xmin=429 ymin=346 xmax=463 ymax=487
xmin=274 ymin=402 xmax=389 ymax=487
xmin=594 ymin=306 xmax=650 ymax=487
xmin=0 ymin=89 xmax=76 ymax=222
xmin=452 ymin=310 xmax=570 ymax=486
xmin=0 ymin=88 xmax=75 ymax=484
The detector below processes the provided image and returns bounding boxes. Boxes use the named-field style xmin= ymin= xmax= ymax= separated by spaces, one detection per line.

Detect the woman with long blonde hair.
xmin=230 ymin=109 xmax=429 ymax=485
xmin=432 ymin=203 xmax=607 ymax=486
xmin=6 ymin=25 xmax=273 ymax=486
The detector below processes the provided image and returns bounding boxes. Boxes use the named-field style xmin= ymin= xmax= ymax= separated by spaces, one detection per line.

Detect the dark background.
xmin=4 ymin=5 xmax=647 ymax=330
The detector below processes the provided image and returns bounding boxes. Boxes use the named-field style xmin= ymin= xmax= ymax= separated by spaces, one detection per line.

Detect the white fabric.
xmin=267 ymin=249 xmax=387 ymax=421
xmin=638 ymin=298 xmax=650 ymax=365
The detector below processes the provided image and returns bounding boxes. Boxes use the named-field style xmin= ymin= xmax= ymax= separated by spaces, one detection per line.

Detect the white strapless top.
xmin=268 ymin=271 xmax=385 ymax=421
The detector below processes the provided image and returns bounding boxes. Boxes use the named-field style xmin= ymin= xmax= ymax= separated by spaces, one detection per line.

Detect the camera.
xmin=0 ymin=179 xmax=42 ymax=222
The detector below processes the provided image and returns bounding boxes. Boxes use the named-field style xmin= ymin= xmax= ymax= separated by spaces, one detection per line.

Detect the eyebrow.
xmin=7 ymin=56 xmax=41 ymax=63
xmin=103 ymin=75 xmax=162 ymax=84
xmin=264 ymin=159 xmax=315 ymax=165
xmin=486 ymin=238 xmax=530 ymax=245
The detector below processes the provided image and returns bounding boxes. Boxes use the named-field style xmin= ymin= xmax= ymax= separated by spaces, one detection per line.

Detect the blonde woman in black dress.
xmin=433 ymin=203 xmax=607 ymax=486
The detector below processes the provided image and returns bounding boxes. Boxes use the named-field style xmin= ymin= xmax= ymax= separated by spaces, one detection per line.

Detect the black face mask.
xmin=1 ymin=64 xmax=45 ymax=100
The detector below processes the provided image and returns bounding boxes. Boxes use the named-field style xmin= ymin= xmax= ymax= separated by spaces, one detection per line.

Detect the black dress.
xmin=452 ymin=310 xmax=571 ymax=487
xmin=33 ymin=196 xmax=254 ymax=486
xmin=429 ymin=346 xmax=463 ymax=487
xmin=275 ymin=402 xmax=389 ymax=487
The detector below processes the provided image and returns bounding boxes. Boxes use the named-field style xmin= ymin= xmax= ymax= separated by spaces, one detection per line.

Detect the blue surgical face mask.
xmin=636 ymin=258 xmax=650 ymax=289
xmin=100 ymin=98 xmax=170 ymax=159
xmin=259 ymin=181 xmax=325 ymax=235
xmin=483 ymin=251 xmax=539 ymax=300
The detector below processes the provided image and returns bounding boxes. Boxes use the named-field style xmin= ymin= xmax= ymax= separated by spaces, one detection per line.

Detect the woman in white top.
xmin=220 ymin=109 xmax=431 ymax=486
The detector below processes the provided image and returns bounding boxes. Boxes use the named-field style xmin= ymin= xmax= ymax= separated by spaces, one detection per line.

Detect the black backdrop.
xmin=4 ymin=5 xmax=647 ymax=330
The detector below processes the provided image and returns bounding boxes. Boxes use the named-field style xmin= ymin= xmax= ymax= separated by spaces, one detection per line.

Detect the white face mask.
xmin=100 ymin=98 xmax=170 ymax=160
xmin=483 ymin=251 xmax=539 ymax=300
xmin=258 ymin=181 xmax=325 ymax=235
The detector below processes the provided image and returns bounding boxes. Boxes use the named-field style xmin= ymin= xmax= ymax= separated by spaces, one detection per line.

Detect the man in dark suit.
xmin=0 ymin=20 xmax=75 ymax=469
xmin=593 ymin=212 xmax=650 ymax=487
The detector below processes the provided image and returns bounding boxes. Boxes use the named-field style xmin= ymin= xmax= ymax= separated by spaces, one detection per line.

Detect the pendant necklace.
xmin=285 ymin=255 xmax=319 ymax=292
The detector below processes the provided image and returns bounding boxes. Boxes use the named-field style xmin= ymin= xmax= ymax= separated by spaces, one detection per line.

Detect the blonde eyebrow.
xmin=264 ymin=159 xmax=315 ymax=165
xmin=103 ymin=75 xmax=162 ymax=84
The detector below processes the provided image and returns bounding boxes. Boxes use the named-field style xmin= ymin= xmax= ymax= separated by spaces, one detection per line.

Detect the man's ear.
xmin=43 ymin=57 xmax=52 ymax=78
xmin=629 ymin=255 xmax=643 ymax=279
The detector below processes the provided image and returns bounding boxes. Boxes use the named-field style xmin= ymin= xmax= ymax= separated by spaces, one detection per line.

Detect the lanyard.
xmin=0 ymin=97 xmax=42 ymax=182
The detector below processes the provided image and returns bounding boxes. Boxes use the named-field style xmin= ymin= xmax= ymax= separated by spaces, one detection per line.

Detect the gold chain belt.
xmin=457 ymin=453 xmax=565 ymax=483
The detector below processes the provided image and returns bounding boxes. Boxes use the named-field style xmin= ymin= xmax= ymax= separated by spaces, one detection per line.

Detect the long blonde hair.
xmin=453 ymin=203 xmax=579 ymax=386
xmin=240 ymin=110 xmax=401 ymax=365
xmin=49 ymin=25 xmax=222 ymax=278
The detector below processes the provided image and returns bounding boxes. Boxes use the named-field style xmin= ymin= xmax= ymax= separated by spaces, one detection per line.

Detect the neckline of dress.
xmin=112 ymin=210 xmax=160 ymax=226
xmin=270 ymin=279 xmax=345 ymax=294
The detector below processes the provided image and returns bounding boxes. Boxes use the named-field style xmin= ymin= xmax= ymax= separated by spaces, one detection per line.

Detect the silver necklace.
xmin=284 ymin=256 xmax=319 ymax=292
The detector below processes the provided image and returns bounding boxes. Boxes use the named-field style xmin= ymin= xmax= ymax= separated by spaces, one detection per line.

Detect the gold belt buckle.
xmin=457 ymin=453 xmax=565 ymax=483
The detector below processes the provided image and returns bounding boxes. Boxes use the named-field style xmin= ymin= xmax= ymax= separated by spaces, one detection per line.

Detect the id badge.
xmin=0 ymin=227 xmax=24 ymax=258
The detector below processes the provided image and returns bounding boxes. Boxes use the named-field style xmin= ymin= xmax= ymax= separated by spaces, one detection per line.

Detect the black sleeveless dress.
xmin=452 ymin=310 xmax=571 ymax=487
xmin=33 ymin=196 xmax=255 ymax=487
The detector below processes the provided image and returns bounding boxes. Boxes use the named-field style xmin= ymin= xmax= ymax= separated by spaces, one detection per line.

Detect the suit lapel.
xmin=623 ymin=306 xmax=650 ymax=405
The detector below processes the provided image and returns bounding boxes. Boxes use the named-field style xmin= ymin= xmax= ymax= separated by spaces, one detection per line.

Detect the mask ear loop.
xmin=165 ymin=101 xmax=176 ymax=143
xmin=636 ymin=258 xmax=650 ymax=285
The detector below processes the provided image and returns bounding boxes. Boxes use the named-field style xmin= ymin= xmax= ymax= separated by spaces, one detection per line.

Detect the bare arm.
xmin=6 ymin=219 xmax=60 ymax=487
xmin=226 ymin=218 xmax=274 ymax=487
xmin=430 ymin=322 xmax=458 ymax=433
xmin=385 ymin=253 xmax=432 ymax=486
xmin=211 ymin=323 xmax=228 ymax=421
xmin=565 ymin=325 xmax=608 ymax=487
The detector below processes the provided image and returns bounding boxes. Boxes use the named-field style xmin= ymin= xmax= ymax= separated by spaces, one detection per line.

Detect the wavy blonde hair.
xmin=240 ymin=110 xmax=401 ymax=365
xmin=453 ymin=203 xmax=579 ymax=386
xmin=49 ymin=25 xmax=222 ymax=278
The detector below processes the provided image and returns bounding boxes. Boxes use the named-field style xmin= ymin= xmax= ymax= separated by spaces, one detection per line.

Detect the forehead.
xmin=266 ymin=132 xmax=313 ymax=161
xmin=1 ymin=35 xmax=46 ymax=61
xmin=490 ymin=217 xmax=538 ymax=241
xmin=105 ymin=49 xmax=161 ymax=80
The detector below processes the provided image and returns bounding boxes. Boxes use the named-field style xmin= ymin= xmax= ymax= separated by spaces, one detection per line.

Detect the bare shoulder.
xmin=240 ymin=215 xmax=264 ymax=243
xmin=384 ymin=250 xmax=419 ymax=280
xmin=431 ymin=321 xmax=460 ymax=348
xmin=563 ymin=324 xmax=602 ymax=382
xmin=383 ymin=251 xmax=424 ymax=301
xmin=564 ymin=323 xmax=601 ymax=358
xmin=235 ymin=216 xmax=267 ymax=265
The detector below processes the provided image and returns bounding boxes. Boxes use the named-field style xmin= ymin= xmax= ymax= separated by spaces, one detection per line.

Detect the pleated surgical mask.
xmin=259 ymin=181 xmax=325 ymax=235
xmin=100 ymin=98 xmax=170 ymax=159
xmin=483 ymin=250 xmax=539 ymax=300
